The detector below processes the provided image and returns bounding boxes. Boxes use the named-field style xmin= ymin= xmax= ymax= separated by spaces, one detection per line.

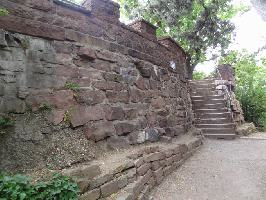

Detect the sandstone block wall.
xmin=62 ymin=137 xmax=203 ymax=200
xmin=216 ymin=65 xmax=245 ymax=126
xmin=0 ymin=0 xmax=194 ymax=171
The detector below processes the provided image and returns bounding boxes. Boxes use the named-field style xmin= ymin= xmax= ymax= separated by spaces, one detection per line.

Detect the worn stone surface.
xmin=80 ymin=188 xmax=100 ymax=200
xmin=62 ymin=164 xmax=101 ymax=180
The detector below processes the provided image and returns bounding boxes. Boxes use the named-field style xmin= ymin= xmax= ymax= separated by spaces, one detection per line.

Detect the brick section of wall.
xmin=0 ymin=0 xmax=195 ymax=171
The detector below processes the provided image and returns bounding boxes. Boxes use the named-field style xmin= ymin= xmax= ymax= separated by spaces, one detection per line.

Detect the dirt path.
xmin=151 ymin=136 xmax=266 ymax=200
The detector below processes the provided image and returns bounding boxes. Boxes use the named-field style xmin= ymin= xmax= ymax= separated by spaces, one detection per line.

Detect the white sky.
xmin=195 ymin=0 xmax=266 ymax=74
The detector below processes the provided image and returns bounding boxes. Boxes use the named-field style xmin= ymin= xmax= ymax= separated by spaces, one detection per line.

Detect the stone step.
xmin=192 ymin=99 xmax=225 ymax=105
xmin=191 ymin=91 xmax=218 ymax=96
xmin=197 ymin=118 xmax=232 ymax=124
xmin=201 ymin=128 xmax=235 ymax=134
xmin=190 ymin=85 xmax=215 ymax=90
xmin=196 ymin=123 xmax=235 ymax=128
xmin=189 ymin=79 xmax=214 ymax=84
xmin=191 ymin=95 xmax=224 ymax=101
xmin=196 ymin=112 xmax=232 ymax=118
xmin=195 ymin=108 xmax=228 ymax=113
xmin=191 ymin=88 xmax=215 ymax=92
xmin=193 ymin=103 xmax=226 ymax=109
xmin=204 ymin=134 xmax=236 ymax=140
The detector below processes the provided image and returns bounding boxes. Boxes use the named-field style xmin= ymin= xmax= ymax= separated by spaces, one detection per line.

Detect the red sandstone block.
xmin=80 ymin=189 xmax=100 ymax=200
xmin=145 ymin=152 xmax=164 ymax=162
xmin=56 ymin=4 xmax=86 ymax=20
xmin=78 ymin=47 xmax=97 ymax=60
xmin=0 ymin=15 xmax=65 ymax=41
xmin=164 ymin=149 xmax=174 ymax=158
xmin=165 ymin=156 xmax=174 ymax=166
xmin=129 ymin=19 xmax=157 ymax=38
xmin=137 ymin=163 xmax=151 ymax=176
xmin=172 ymin=154 xmax=182 ymax=162
xmin=28 ymin=0 xmax=55 ymax=12
xmin=104 ymin=106 xmax=125 ymax=121
xmin=173 ymin=144 xmax=189 ymax=155
xmin=151 ymin=161 xmax=161 ymax=171
xmin=26 ymin=90 xmax=75 ymax=111
xmin=163 ymin=166 xmax=173 ymax=176
xmin=151 ymin=97 xmax=165 ymax=109
xmin=65 ymin=29 xmax=86 ymax=42
xmin=153 ymin=167 xmax=163 ymax=182
xmin=135 ymin=77 xmax=150 ymax=90
xmin=134 ymin=157 xmax=145 ymax=168
xmin=96 ymin=50 xmax=117 ymax=63
xmin=48 ymin=109 xmax=65 ymax=125
xmin=83 ymin=121 xmax=115 ymax=142
xmin=70 ymin=105 xmax=104 ymax=127
xmin=93 ymin=81 xmax=125 ymax=91
xmin=129 ymin=88 xmax=145 ymax=103
xmin=114 ymin=122 xmax=136 ymax=136
xmin=106 ymin=91 xmax=130 ymax=104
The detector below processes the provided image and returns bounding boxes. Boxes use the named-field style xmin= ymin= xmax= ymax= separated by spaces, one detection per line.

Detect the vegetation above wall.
xmin=117 ymin=0 xmax=248 ymax=72
xmin=219 ymin=51 xmax=266 ymax=130
xmin=192 ymin=71 xmax=207 ymax=80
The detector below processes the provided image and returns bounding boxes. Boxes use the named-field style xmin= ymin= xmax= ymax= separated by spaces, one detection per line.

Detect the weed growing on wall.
xmin=65 ymin=82 xmax=80 ymax=91
xmin=39 ymin=103 xmax=53 ymax=111
xmin=0 ymin=117 xmax=14 ymax=128
xmin=0 ymin=8 xmax=9 ymax=16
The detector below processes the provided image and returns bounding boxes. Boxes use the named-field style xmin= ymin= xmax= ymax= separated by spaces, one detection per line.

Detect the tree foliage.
xmin=219 ymin=51 xmax=266 ymax=130
xmin=193 ymin=71 xmax=207 ymax=80
xmin=118 ymin=0 xmax=248 ymax=73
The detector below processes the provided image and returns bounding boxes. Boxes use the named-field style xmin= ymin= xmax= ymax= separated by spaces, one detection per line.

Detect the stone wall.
xmin=216 ymin=65 xmax=245 ymax=126
xmin=62 ymin=136 xmax=203 ymax=200
xmin=0 ymin=0 xmax=194 ymax=172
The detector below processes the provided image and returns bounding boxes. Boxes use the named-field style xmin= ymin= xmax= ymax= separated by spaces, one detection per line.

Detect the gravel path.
xmin=151 ymin=137 xmax=266 ymax=200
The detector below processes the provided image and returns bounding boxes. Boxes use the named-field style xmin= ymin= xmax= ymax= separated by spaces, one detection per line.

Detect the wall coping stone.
xmin=54 ymin=0 xmax=91 ymax=14
xmin=129 ymin=19 xmax=158 ymax=40
xmin=158 ymin=36 xmax=187 ymax=57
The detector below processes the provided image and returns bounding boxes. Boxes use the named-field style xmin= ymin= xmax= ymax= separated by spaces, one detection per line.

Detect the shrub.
xmin=219 ymin=51 xmax=266 ymax=130
xmin=0 ymin=172 xmax=79 ymax=200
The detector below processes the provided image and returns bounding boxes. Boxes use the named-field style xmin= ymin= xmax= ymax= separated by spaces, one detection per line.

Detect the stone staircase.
xmin=190 ymin=79 xmax=236 ymax=140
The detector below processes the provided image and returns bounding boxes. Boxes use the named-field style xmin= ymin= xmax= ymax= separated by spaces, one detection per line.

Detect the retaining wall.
xmin=0 ymin=0 xmax=196 ymax=171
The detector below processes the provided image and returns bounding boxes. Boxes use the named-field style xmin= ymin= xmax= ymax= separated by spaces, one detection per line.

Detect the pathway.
xmin=151 ymin=135 xmax=266 ymax=200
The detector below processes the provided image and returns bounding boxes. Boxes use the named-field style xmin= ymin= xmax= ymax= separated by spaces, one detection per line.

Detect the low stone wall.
xmin=60 ymin=136 xmax=203 ymax=200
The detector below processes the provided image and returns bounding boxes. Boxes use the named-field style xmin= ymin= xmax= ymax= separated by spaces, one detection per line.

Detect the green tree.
xmin=117 ymin=0 xmax=248 ymax=77
xmin=193 ymin=71 xmax=207 ymax=80
xmin=220 ymin=51 xmax=266 ymax=130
